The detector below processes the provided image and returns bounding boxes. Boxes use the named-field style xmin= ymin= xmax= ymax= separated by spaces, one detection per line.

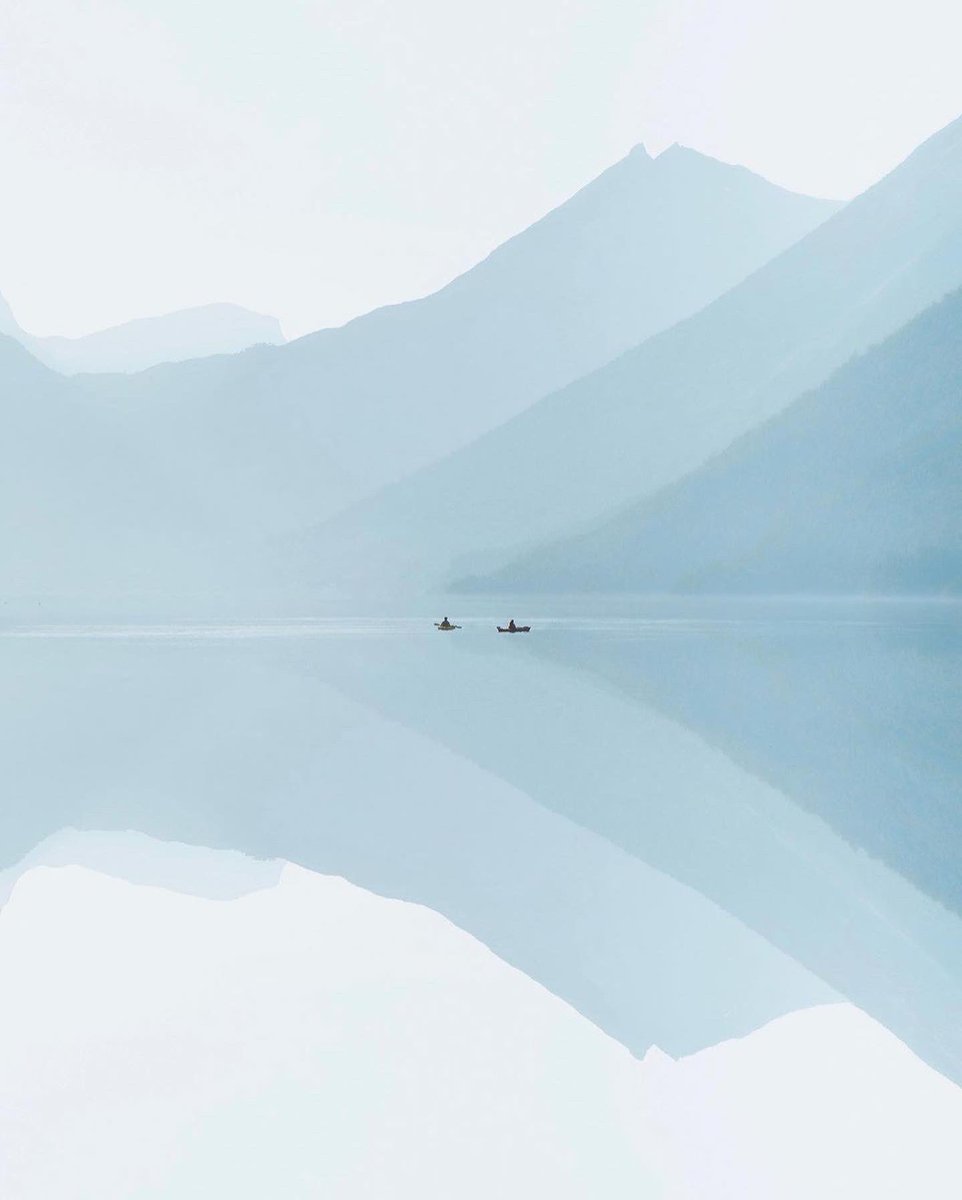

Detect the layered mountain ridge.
xmin=474 ymin=288 xmax=962 ymax=595
xmin=0 ymin=296 xmax=285 ymax=374
xmin=302 ymin=114 xmax=962 ymax=597
xmin=1 ymin=145 xmax=837 ymax=603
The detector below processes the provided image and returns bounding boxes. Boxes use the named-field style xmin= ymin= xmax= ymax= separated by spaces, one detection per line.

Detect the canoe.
xmin=497 ymin=626 xmax=530 ymax=633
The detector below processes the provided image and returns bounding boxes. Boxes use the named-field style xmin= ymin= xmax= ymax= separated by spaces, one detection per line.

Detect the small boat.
xmin=435 ymin=619 xmax=461 ymax=631
xmin=497 ymin=623 xmax=530 ymax=633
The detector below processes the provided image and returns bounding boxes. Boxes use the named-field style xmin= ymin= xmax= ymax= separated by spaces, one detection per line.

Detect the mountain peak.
xmin=655 ymin=142 xmax=736 ymax=169
xmin=627 ymin=141 xmax=653 ymax=161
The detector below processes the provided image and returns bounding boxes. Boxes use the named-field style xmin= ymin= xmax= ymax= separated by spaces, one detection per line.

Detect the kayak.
xmin=497 ymin=625 xmax=530 ymax=633
xmin=435 ymin=622 xmax=461 ymax=631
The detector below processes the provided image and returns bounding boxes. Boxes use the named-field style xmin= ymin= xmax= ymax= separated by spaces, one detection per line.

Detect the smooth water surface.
xmin=3 ymin=598 xmax=961 ymax=1080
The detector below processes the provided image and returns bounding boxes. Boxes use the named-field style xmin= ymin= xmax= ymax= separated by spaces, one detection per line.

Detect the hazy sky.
xmin=2 ymin=0 xmax=961 ymax=340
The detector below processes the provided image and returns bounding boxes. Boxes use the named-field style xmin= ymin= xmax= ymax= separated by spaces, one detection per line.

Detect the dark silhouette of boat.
xmin=497 ymin=620 xmax=530 ymax=633
xmin=435 ymin=618 xmax=461 ymax=631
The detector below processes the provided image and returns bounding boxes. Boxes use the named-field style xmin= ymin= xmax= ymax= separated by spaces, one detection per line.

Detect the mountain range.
xmin=475 ymin=288 xmax=962 ymax=595
xmin=5 ymin=115 xmax=962 ymax=606
xmin=303 ymin=114 xmax=962 ymax=597
xmin=73 ymin=145 xmax=834 ymax=522
xmin=1 ymin=144 xmax=837 ymax=602
xmin=0 ymin=295 xmax=284 ymax=374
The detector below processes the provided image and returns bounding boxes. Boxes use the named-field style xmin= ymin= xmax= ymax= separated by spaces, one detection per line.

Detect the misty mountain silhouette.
xmin=0 ymin=148 xmax=834 ymax=604
xmin=304 ymin=114 xmax=962 ymax=595
xmin=69 ymin=154 xmax=830 ymax=525
xmin=232 ymin=144 xmax=831 ymax=492
xmin=0 ymin=335 xmax=238 ymax=600
xmin=474 ymin=287 xmax=962 ymax=595
xmin=0 ymin=296 xmax=284 ymax=374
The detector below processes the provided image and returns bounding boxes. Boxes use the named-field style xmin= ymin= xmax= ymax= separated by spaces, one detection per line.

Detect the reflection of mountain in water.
xmin=528 ymin=605 xmax=962 ymax=914
xmin=310 ymin=621 xmax=962 ymax=1086
xmin=7 ymin=859 xmax=961 ymax=1199
xmin=0 ymin=633 xmax=833 ymax=1062
xmin=1 ymin=607 xmax=960 ymax=1087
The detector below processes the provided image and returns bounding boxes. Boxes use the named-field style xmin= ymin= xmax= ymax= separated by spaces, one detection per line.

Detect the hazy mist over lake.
xmin=4 ymin=3 xmax=962 ymax=1194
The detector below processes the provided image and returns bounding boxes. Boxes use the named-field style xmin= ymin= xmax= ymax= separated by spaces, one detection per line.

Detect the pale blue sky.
xmin=2 ymin=0 xmax=961 ymax=339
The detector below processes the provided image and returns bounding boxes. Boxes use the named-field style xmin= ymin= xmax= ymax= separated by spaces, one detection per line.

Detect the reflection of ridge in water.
xmin=2 ymin=605 xmax=961 ymax=1088
xmin=285 ymin=606 xmax=962 ymax=1087
xmin=529 ymin=605 xmax=962 ymax=914
xmin=0 ymin=632 xmax=832 ymax=1065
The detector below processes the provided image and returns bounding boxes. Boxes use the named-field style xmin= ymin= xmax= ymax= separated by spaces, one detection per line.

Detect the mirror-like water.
xmin=3 ymin=599 xmax=960 ymax=1082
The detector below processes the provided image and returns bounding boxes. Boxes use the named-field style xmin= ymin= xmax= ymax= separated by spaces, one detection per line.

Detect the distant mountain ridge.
xmin=0 ymin=297 xmax=285 ymax=374
xmin=281 ymin=140 xmax=835 ymax=484
xmin=69 ymin=145 xmax=836 ymax=528
xmin=0 ymin=145 xmax=837 ymax=603
xmin=301 ymin=113 xmax=962 ymax=596
xmin=0 ymin=334 xmax=236 ymax=600
xmin=478 ymin=288 xmax=962 ymax=595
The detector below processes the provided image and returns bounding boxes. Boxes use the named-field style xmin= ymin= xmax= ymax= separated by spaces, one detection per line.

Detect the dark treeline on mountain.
xmin=474 ymin=288 xmax=962 ymax=595
xmin=306 ymin=115 xmax=962 ymax=595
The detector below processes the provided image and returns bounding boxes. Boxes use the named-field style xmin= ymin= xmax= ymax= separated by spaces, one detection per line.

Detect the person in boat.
xmin=438 ymin=617 xmax=455 ymax=629
xmin=508 ymin=618 xmax=517 ymax=632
